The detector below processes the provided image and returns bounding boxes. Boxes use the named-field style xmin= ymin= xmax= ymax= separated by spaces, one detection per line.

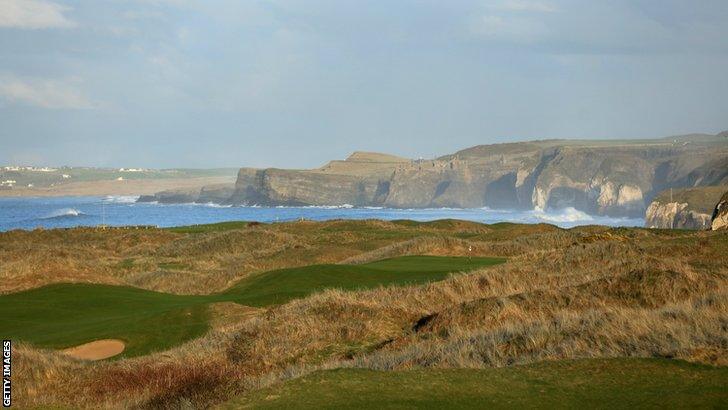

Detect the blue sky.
xmin=1 ymin=0 xmax=727 ymax=168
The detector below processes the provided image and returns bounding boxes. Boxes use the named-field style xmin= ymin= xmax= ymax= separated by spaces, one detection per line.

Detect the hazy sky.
xmin=1 ymin=0 xmax=727 ymax=168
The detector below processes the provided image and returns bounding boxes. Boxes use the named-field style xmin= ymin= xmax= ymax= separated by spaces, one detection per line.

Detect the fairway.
xmin=222 ymin=359 xmax=728 ymax=409
xmin=0 ymin=255 xmax=503 ymax=358
xmin=223 ymin=256 xmax=505 ymax=307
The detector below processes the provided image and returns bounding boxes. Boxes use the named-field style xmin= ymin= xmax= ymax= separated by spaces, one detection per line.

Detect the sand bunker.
xmin=62 ymin=339 xmax=125 ymax=360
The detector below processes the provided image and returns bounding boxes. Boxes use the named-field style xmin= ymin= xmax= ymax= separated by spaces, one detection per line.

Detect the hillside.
xmin=0 ymin=167 xmax=237 ymax=197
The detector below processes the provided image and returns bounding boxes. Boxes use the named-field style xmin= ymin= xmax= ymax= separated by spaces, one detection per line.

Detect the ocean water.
xmin=0 ymin=196 xmax=644 ymax=232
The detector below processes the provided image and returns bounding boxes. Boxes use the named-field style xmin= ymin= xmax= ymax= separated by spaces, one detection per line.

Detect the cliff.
xmin=711 ymin=191 xmax=728 ymax=230
xmin=644 ymin=186 xmax=727 ymax=229
xmin=140 ymin=132 xmax=728 ymax=217
xmin=138 ymin=183 xmax=235 ymax=204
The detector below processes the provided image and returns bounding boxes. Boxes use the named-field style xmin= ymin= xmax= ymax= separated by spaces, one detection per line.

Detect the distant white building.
xmin=62 ymin=174 xmax=71 ymax=179
xmin=1 ymin=180 xmax=16 ymax=187
xmin=119 ymin=168 xmax=147 ymax=172
xmin=116 ymin=176 xmax=124 ymax=181
xmin=1 ymin=166 xmax=57 ymax=172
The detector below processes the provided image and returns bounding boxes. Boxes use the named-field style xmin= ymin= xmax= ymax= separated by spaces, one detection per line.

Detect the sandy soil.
xmin=62 ymin=339 xmax=126 ymax=360
xmin=0 ymin=176 xmax=236 ymax=197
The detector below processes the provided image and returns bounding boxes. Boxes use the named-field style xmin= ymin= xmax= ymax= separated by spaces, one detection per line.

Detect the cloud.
xmin=0 ymin=0 xmax=76 ymax=29
xmin=469 ymin=14 xmax=548 ymax=43
xmin=0 ymin=75 xmax=93 ymax=109
xmin=489 ymin=0 xmax=557 ymax=13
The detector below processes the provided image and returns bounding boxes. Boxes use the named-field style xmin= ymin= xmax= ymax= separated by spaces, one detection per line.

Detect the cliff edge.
xmin=711 ymin=190 xmax=728 ymax=230
xmin=644 ymin=186 xmax=727 ymax=229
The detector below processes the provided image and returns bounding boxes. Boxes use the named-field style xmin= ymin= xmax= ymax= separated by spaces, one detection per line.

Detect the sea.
xmin=0 ymin=196 xmax=645 ymax=232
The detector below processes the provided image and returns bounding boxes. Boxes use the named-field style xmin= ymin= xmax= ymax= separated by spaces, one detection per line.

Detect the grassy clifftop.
xmin=652 ymin=186 xmax=727 ymax=214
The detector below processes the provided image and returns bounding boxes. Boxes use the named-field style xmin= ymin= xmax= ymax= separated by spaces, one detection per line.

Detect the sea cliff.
xmin=140 ymin=133 xmax=728 ymax=217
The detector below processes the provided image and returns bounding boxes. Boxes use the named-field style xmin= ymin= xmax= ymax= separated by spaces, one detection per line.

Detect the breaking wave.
xmin=103 ymin=195 xmax=139 ymax=203
xmin=531 ymin=207 xmax=594 ymax=223
xmin=38 ymin=208 xmax=88 ymax=220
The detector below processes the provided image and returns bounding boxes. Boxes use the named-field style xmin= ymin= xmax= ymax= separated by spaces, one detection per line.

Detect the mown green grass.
xmin=223 ymin=256 xmax=505 ymax=307
xmin=0 ymin=284 xmax=212 ymax=357
xmin=164 ymin=221 xmax=252 ymax=234
xmin=222 ymin=358 xmax=728 ymax=409
xmin=163 ymin=221 xmax=251 ymax=233
xmin=0 ymin=256 xmax=503 ymax=357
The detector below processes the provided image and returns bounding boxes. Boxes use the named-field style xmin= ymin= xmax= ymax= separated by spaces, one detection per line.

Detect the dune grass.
xmin=0 ymin=255 xmax=503 ymax=357
xmin=223 ymin=359 xmax=728 ymax=409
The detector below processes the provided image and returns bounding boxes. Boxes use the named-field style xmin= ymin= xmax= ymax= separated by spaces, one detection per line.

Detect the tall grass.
xmin=8 ymin=221 xmax=728 ymax=408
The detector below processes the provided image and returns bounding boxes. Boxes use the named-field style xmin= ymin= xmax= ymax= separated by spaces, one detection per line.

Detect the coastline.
xmin=0 ymin=176 xmax=236 ymax=198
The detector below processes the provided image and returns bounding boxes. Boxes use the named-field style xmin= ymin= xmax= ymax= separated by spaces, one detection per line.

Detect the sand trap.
xmin=62 ymin=339 xmax=125 ymax=360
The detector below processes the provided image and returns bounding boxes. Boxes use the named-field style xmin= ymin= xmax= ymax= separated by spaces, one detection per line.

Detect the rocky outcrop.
xmin=139 ymin=133 xmax=728 ymax=217
xmin=711 ymin=191 xmax=728 ymax=230
xmin=138 ymin=183 xmax=235 ymax=204
xmin=644 ymin=186 xmax=727 ymax=229
xmin=645 ymin=201 xmax=712 ymax=229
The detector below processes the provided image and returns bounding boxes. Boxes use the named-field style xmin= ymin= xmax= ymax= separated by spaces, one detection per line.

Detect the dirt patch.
xmin=62 ymin=339 xmax=126 ymax=361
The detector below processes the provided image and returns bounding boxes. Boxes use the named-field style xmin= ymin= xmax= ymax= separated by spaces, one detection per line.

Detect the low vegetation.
xmin=4 ymin=219 xmax=727 ymax=408
xmin=1 ymin=256 xmax=502 ymax=357
xmin=225 ymin=359 xmax=728 ymax=409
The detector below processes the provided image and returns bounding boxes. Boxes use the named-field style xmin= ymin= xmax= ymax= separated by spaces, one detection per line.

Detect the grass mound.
xmin=223 ymin=359 xmax=728 ymax=409
xmin=1 ymin=256 xmax=503 ymax=357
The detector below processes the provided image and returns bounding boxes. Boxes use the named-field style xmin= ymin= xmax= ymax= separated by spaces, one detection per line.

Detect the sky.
xmin=1 ymin=0 xmax=727 ymax=169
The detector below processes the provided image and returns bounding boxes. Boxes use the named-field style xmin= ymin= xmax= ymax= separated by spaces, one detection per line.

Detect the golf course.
xmin=224 ymin=359 xmax=728 ymax=409
xmin=0 ymin=255 xmax=504 ymax=357
xmin=4 ymin=219 xmax=726 ymax=408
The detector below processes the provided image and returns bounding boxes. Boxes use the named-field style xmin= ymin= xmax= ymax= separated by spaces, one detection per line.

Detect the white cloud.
xmin=469 ymin=1 xmax=555 ymax=43
xmin=469 ymin=14 xmax=548 ymax=43
xmin=0 ymin=0 xmax=76 ymax=29
xmin=489 ymin=0 xmax=557 ymax=13
xmin=0 ymin=75 xmax=93 ymax=109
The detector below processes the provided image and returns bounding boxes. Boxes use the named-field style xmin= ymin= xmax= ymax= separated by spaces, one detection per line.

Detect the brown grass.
xmin=8 ymin=221 xmax=728 ymax=408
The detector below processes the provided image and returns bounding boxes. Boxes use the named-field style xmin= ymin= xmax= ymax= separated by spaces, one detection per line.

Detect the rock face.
xmin=138 ymin=183 xmax=235 ymax=204
xmin=711 ymin=191 xmax=728 ymax=230
xmin=645 ymin=186 xmax=727 ymax=229
xmin=140 ymin=133 xmax=728 ymax=217
xmin=645 ymin=201 xmax=712 ymax=229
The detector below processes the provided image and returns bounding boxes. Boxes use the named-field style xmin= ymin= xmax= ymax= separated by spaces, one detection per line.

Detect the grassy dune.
xmin=5 ymin=220 xmax=727 ymax=408
xmin=0 ymin=256 xmax=503 ymax=357
xmin=224 ymin=359 xmax=728 ymax=409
